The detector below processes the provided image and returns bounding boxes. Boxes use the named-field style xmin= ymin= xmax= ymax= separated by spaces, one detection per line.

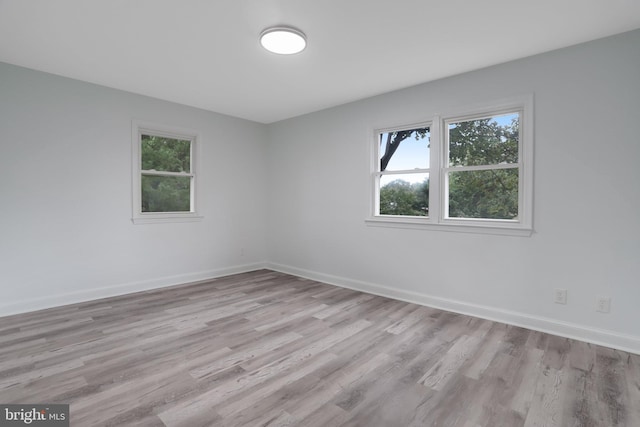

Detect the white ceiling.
xmin=1 ymin=1 xmax=640 ymax=124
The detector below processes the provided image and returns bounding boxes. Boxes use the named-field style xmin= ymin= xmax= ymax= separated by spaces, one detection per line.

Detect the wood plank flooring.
xmin=0 ymin=270 xmax=638 ymax=426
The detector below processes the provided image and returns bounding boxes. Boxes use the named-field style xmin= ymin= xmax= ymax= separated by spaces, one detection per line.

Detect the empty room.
xmin=1 ymin=1 xmax=639 ymax=426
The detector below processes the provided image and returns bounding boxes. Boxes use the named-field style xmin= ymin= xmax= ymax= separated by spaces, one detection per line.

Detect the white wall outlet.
xmin=596 ymin=296 xmax=611 ymax=313
xmin=554 ymin=288 xmax=567 ymax=305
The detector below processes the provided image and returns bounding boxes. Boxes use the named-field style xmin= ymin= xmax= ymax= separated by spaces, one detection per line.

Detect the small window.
xmin=132 ymin=121 xmax=202 ymax=224
xmin=368 ymin=96 xmax=533 ymax=236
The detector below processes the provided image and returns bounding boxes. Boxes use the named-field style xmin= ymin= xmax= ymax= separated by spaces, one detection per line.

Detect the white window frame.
xmin=366 ymin=95 xmax=533 ymax=236
xmin=131 ymin=120 xmax=203 ymax=224
xmin=374 ymin=121 xmax=432 ymax=217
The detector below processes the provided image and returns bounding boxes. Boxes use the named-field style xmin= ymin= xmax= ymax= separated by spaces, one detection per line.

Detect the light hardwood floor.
xmin=0 ymin=270 xmax=638 ymax=426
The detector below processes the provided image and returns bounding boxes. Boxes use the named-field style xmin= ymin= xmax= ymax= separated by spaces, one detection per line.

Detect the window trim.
xmin=366 ymin=95 xmax=534 ymax=236
xmin=131 ymin=120 xmax=203 ymax=224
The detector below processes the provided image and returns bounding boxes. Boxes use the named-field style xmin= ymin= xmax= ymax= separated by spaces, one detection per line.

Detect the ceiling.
xmin=1 ymin=1 xmax=640 ymax=124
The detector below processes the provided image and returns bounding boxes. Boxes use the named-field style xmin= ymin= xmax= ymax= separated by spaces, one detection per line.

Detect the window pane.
xmin=141 ymin=175 xmax=191 ymax=212
xmin=141 ymin=134 xmax=191 ymax=173
xmin=379 ymin=173 xmax=429 ymax=216
xmin=448 ymin=168 xmax=518 ymax=219
xmin=380 ymin=127 xmax=430 ymax=171
xmin=448 ymin=113 xmax=518 ymax=167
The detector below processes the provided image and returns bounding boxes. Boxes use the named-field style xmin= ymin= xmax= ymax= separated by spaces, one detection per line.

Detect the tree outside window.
xmin=370 ymin=97 xmax=532 ymax=235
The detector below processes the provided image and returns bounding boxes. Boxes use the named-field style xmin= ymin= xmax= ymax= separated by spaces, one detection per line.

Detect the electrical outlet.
xmin=554 ymin=288 xmax=567 ymax=305
xmin=596 ymin=296 xmax=611 ymax=313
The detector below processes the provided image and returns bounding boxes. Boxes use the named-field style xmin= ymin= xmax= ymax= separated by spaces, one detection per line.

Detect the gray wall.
xmin=266 ymin=29 xmax=640 ymax=352
xmin=0 ymin=63 xmax=268 ymax=314
xmin=1 ymin=30 xmax=638 ymax=352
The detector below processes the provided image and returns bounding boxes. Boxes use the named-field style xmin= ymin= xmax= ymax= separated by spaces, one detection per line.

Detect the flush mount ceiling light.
xmin=260 ymin=26 xmax=307 ymax=55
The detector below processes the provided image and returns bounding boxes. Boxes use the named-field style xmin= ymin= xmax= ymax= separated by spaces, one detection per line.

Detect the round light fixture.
xmin=260 ymin=26 xmax=307 ymax=55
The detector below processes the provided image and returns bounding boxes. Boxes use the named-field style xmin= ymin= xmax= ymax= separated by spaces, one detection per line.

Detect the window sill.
xmin=365 ymin=216 xmax=533 ymax=237
xmin=132 ymin=214 xmax=204 ymax=225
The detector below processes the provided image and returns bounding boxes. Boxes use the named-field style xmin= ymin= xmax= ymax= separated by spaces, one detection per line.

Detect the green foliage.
xmin=380 ymin=115 xmax=520 ymax=219
xmin=141 ymin=176 xmax=191 ymax=212
xmin=140 ymin=134 xmax=192 ymax=213
xmin=448 ymin=169 xmax=518 ymax=219
xmin=447 ymin=116 xmax=519 ymax=219
xmin=380 ymin=179 xmax=429 ymax=216
xmin=448 ymin=117 xmax=518 ymax=166
xmin=141 ymin=135 xmax=191 ymax=173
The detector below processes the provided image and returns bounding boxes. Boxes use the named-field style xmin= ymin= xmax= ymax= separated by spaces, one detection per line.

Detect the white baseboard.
xmin=0 ymin=262 xmax=267 ymax=317
xmin=266 ymin=262 xmax=640 ymax=355
xmin=4 ymin=261 xmax=638 ymax=355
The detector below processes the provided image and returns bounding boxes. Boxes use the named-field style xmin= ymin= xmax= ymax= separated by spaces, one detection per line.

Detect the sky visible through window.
xmin=381 ymin=130 xmax=430 ymax=172
xmin=380 ymin=113 xmax=516 ymax=183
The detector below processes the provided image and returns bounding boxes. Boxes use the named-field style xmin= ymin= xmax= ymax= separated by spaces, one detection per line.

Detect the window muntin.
xmin=132 ymin=121 xmax=201 ymax=224
xmin=369 ymin=97 xmax=533 ymax=235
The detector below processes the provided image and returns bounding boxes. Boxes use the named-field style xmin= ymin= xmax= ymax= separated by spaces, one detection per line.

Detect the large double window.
xmin=369 ymin=97 xmax=533 ymax=236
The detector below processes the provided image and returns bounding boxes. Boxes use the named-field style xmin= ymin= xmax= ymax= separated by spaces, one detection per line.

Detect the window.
xmin=132 ymin=121 xmax=202 ymax=224
xmin=368 ymin=96 xmax=533 ymax=236
xmin=445 ymin=112 xmax=519 ymax=220
xmin=377 ymin=124 xmax=431 ymax=217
